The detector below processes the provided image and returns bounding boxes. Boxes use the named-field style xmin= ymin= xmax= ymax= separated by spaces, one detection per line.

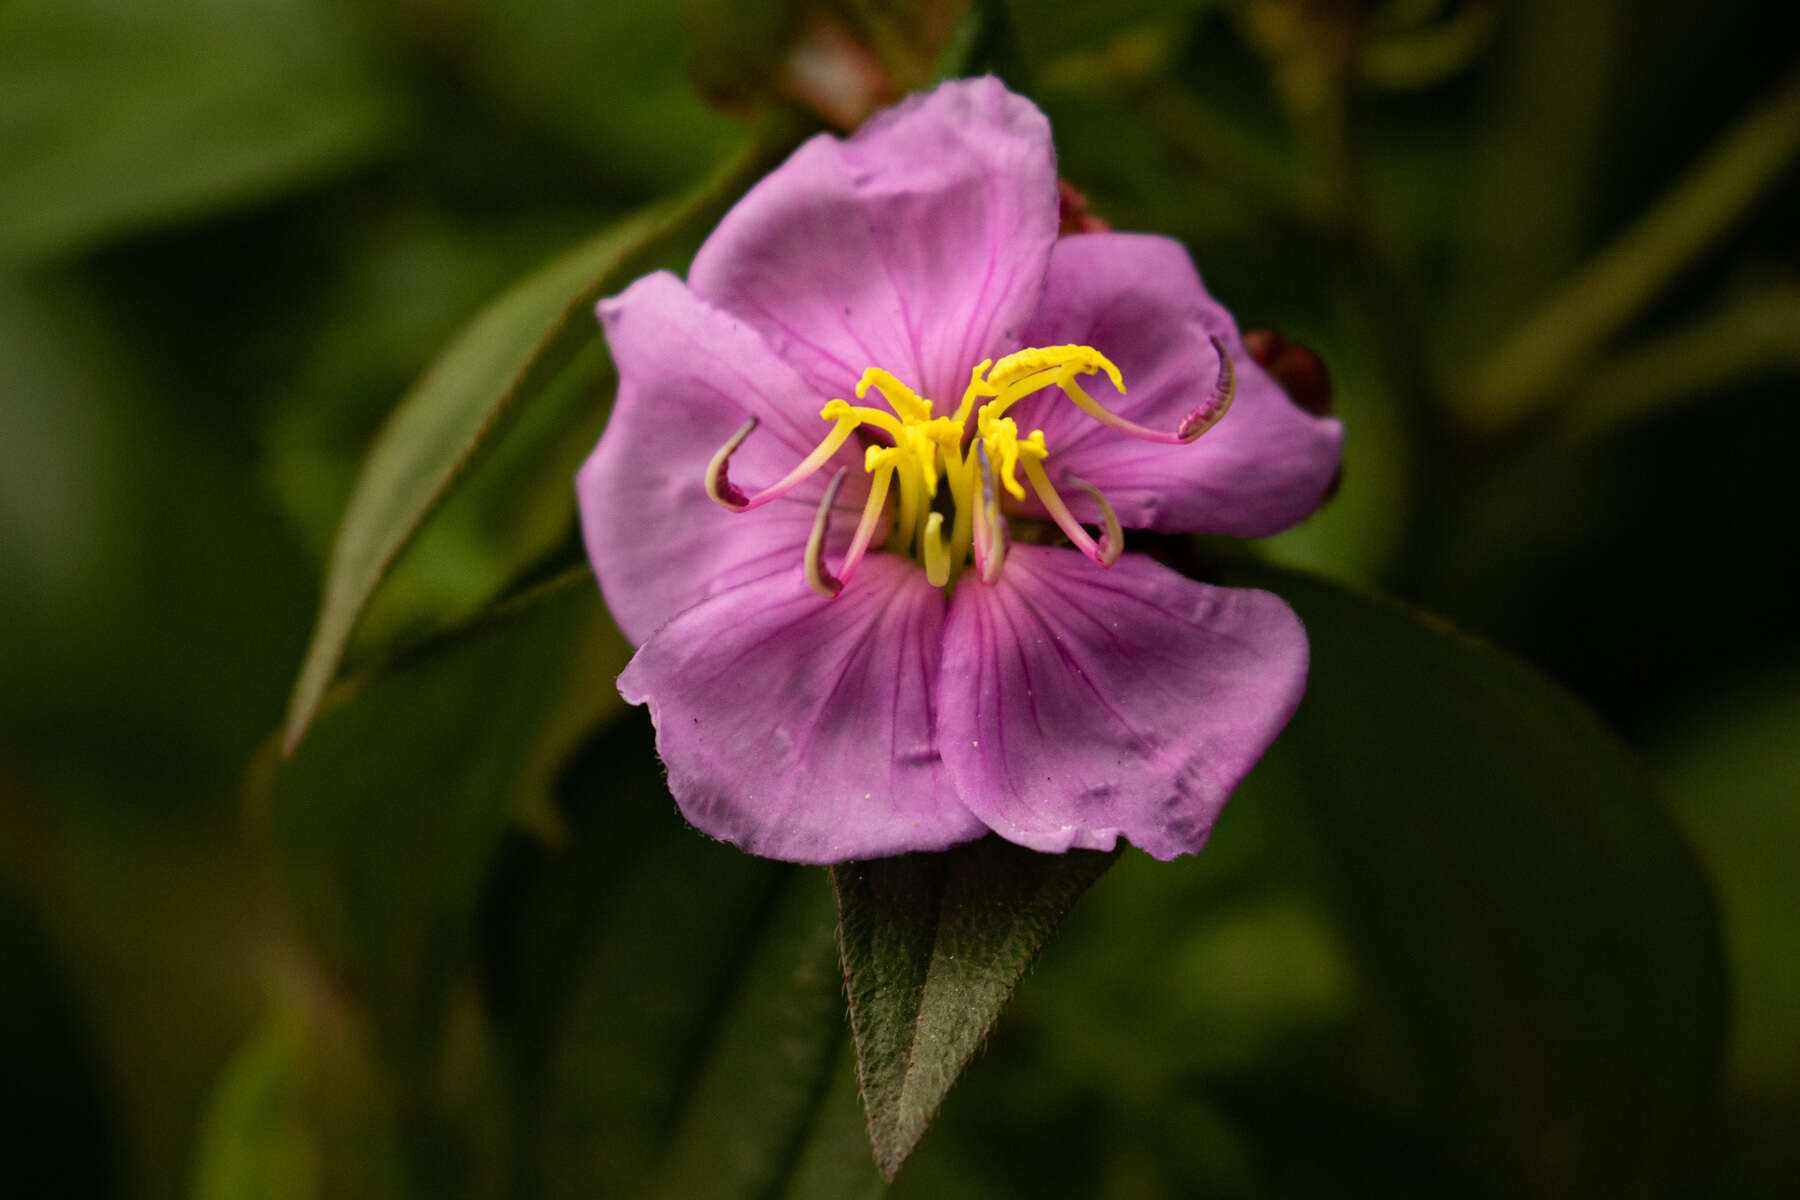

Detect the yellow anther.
xmin=986 ymin=345 xmax=1124 ymax=395
xmin=975 ymin=409 xmax=1047 ymax=502
xmin=856 ymin=368 xmax=933 ymax=423
xmin=730 ymin=339 xmax=1199 ymax=597
xmin=864 ymin=444 xmax=905 ymax=473
xmin=952 ymin=359 xmax=996 ymax=427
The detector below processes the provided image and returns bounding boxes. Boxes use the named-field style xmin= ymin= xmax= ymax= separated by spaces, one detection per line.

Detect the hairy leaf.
xmin=831 ymin=837 xmax=1118 ymax=1179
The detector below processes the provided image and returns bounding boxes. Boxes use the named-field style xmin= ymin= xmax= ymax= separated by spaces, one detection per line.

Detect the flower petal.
xmin=937 ymin=545 xmax=1309 ymax=859
xmin=580 ymin=271 xmax=866 ymax=644
xmin=1014 ymin=233 xmax=1343 ymax=537
xmin=689 ymin=76 xmax=1059 ymax=404
xmin=619 ymin=553 xmax=985 ymax=863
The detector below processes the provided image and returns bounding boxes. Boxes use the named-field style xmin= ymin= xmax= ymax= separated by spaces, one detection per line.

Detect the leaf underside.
xmin=830 ymin=837 xmax=1119 ymax=1179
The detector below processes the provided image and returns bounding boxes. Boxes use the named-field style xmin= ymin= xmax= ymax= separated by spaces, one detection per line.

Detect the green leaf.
xmin=0 ymin=0 xmax=397 ymax=263
xmin=489 ymin=720 xmax=873 ymax=1199
xmin=830 ymin=837 xmax=1119 ymax=1179
xmin=190 ymin=1003 xmax=418 ymax=1200
xmin=264 ymin=573 xmax=603 ymax=1075
xmin=1225 ymin=563 xmax=1728 ymax=1196
xmin=1661 ymin=665 xmax=1800 ymax=1095
xmin=189 ymin=1021 xmax=320 ymax=1200
xmin=643 ymin=870 xmax=848 ymax=1200
xmin=281 ymin=123 xmax=801 ymax=754
xmin=1660 ymin=663 xmax=1800 ymax=1190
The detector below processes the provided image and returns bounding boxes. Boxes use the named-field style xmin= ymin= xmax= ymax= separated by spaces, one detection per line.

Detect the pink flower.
xmin=578 ymin=78 xmax=1342 ymax=864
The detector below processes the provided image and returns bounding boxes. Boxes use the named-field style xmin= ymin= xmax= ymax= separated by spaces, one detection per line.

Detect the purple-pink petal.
xmin=935 ymin=545 xmax=1310 ymax=860
xmin=619 ymin=554 xmax=986 ymax=863
xmin=1012 ymin=233 xmax=1343 ymax=538
xmin=688 ymin=76 xmax=1059 ymax=405
xmin=578 ymin=271 xmax=866 ymax=645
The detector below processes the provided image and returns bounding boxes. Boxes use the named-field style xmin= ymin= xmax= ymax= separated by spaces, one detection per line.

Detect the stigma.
xmin=703 ymin=339 xmax=1235 ymax=597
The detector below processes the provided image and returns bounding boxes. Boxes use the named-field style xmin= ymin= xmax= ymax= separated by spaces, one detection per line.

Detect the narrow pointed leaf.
xmin=264 ymin=574 xmax=602 ymax=1074
xmin=489 ymin=724 xmax=865 ymax=1199
xmin=830 ymin=836 xmax=1118 ymax=1179
xmin=0 ymin=0 xmax=397 ymax=263
xmin=645 ymin=870 xmax=846 ymax=1200
xmin=281 ymin=119 xmax=802 ymax=754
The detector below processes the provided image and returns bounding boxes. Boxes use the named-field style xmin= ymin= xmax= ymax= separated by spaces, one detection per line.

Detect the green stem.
xmin=1466 ymin=66 xmax=1800 ymax=434
xmin=1545 ymin=285 xmax=1800 ymax=447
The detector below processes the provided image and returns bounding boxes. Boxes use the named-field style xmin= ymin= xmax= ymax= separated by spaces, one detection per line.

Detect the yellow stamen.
xmin=987 ymin=344 xmax=1124 ymax=395
xmin=856 ymin=368 xmax=933 ymax=424
xmin=709 ymin=336 xmax=1232 ymax=595
xmin=705 ymin=404 xmax=863 ymax=512
xmin=1022 ymin=457 xmax=1122 ymax=567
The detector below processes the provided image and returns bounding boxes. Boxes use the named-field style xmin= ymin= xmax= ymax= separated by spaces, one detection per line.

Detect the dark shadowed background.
xmin=2 ymin=1 xmax=1795 ymax=1197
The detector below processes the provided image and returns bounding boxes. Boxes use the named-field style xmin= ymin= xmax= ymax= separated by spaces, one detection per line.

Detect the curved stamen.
xmin=841 ymin=456 xmax=897 ymax=581
xmin=703 ymin=417 xmax=758 ymax=509
xmin=1066 ymin=475 xmax=1124 ymax=566
xmin=988 ymin=344 xmax=1124 ymax=395
xmin=972 ymin=441 xmax=1010 ymax=585
xmin=1177 ymin=336 xmax=1236 ymax=440
xmin=1059 ymin=335 xmax=1235 ymax=444
xmin=951 ymin=359 xmax=994 ymax=428
xmin=808 ymin=452 xmax=897 ymax=598
xmin=705 ymin=404 xmax=863 ymax=513
xmin=804 ymin=468 xmax=848 ymax=598
xmin=857 ymin=368 xmax=932 ymax=423
xmin=1021 ymin=458 xmax=1120 ymax=568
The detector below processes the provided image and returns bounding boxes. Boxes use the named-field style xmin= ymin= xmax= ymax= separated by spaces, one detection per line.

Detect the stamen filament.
xmin=703 ymin=417 xmax=758 ymax=510
xmin=1067 ymin=475 xmax=1123 ymax=566
xmin=921 ymin=513 xmax=951 ymax=587
xmin=982 ymin=366 xmax=1069 ymax=422
xmin=804 ymin=469 xmax=848 ymax=598
xmin=706 ymin=407 xmax=862 ymax=513
xmin=839 ymin=460 xmax=895 ymax=583
xmin=804 ymin=460 xmax=895 ymax=598
xmin=944 ymin=444 xmax=977 ymax=570
xmin=1058 ymin=336 xmax=1235 ymax=444
xmin=890 ymin=450 xmax=921 ymax=556
xmin=951 ymin=360 xmax=994 ymax=428
xmin=1022 ymin=458 xmax=1120 ymax=567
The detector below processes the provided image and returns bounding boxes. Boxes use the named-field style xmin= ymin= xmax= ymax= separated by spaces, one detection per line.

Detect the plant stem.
xmin=1466 ymin=66 xmax=1800 ymax=434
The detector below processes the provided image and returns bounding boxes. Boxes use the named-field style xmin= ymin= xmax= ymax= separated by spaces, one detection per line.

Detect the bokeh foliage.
xmin=2 ymin=0 xmax=1795 ymax=1197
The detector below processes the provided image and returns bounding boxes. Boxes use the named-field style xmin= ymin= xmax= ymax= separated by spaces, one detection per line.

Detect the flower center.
xmin=704 ymin=339 xmax=1236 ymax=597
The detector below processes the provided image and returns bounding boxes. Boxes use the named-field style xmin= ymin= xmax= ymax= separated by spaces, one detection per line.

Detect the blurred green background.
xmin=1 ymin=1 xmax=1795 ymax=1197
